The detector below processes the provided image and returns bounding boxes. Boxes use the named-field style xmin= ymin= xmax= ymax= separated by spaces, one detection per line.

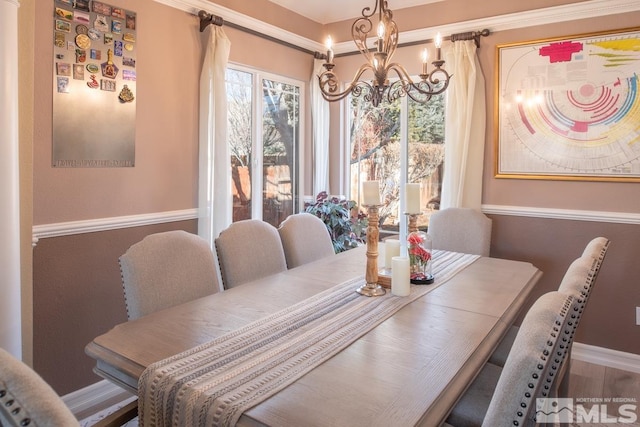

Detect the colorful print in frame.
xmin=495 ymin=27 xmax=640 ymax=182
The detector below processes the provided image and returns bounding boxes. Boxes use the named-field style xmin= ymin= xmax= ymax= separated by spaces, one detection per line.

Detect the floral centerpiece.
xmin=407 ymin=230 xmax=434 ymax=284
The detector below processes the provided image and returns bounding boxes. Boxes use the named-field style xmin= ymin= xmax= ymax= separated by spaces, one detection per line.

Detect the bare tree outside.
xmin=226 ymin=68 xmax=300 ymax=226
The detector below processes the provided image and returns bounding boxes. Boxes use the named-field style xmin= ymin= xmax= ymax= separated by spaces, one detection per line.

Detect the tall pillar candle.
xmin=391 ymin=256 xmax=410 ymax=296
xmin=384 ymin=239 xmax=401 ymax=270
xmin=362 ymin=180 xmax=381 ymax=205
xmin=405 ymin=183 xmax=421 ymax=214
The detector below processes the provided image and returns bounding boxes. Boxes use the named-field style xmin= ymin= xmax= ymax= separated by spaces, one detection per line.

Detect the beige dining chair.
xmin=445 ymin=291 xmax=576 ymax=427
xmin=488 ymin=236 xmax=610 ymax=368
xmin=427 ymin=207 xmax=492 ymax=256
xmin=277 ymin=213 xmax=335 ymax=268
xmin=215 ymin=219 xmax=288 ymax=289
xmin=0 ymin=348 xmax=137 ymax=427
xmin=119 ymin=230 xmax=219 ymax=320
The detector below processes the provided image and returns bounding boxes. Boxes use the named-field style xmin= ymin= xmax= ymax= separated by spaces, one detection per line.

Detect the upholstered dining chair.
xmin=581 ymin=236 xmax=610 ymax=269
xmin=488 ymin=236 xmax=610 ymax=368
xmin=427 ymin=208 xmax=492 ymax=256
xmin=215 ymin=219 xmax=288 ymax=289
xmin=0 ymin=347 xmax=80 ymax=426
xmin=119 ymin=230 xmax=219 ymax=320
xmin=445 ymin=292 xmax=576 ymax=427
xmin=278 ymin=213 xmax=335 ymax=268
xmin=0 ymin=348 xmax=137 ymax=427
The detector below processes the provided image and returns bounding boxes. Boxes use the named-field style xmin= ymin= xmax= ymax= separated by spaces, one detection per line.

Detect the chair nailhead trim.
xmin=21 ymin=418 xmax=31 ymax=426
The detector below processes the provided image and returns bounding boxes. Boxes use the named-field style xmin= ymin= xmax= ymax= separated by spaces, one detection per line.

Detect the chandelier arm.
xmin=318 ymin=62 xmax=377 ymax=102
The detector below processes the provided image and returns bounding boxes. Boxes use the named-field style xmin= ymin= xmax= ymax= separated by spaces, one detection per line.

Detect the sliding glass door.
xmin=226 ymin=66 xmax=303 ymax=227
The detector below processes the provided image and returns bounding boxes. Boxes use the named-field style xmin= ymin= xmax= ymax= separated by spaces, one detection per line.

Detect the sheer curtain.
xmin=311 ymin=58 xmax=330 ymax=197
xmin=441 ymin=40 xmax=486 ymax=210
xmin=198 ymin=26 xmax=231 ymax=247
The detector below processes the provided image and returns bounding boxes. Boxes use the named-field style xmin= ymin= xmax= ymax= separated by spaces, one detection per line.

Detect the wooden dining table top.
xmin=85 ymin=244 xmax=542 ymax=427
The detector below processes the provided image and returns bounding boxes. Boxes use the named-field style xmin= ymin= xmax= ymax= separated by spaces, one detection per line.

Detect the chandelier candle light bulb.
xmin=325 ymin=36 xmax=334 ymax=63
xmin=421 ymin=48 xmax=429 ymax=76
xmin=435 ymin=32 xmax=442 ymax=61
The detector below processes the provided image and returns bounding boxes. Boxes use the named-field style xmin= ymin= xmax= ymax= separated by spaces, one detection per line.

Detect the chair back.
xmin=558 ymin=237 xmax=609 ymax=341
xmin=119 ymin=230 xmax=219 ymax=320
xmin=482 ymin=292 xmax=576 ymax=427
xmin=278 ymin=213 xmax=335 ymax=268
xmin=581 ymin=236 xmax=610 ymax=273
xmin=215 ymin=219 xmax=287 ymax=289
xmin=0 ymin=348 xmax=80 ymax=427
xmin=427 ymin=207 xmax=492 ymax=256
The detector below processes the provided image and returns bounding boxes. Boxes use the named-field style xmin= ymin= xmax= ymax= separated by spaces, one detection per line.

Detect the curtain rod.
xmin=197 ymin=10 xmax=316 ymax=56
xmin=197 ymin=10 xmax=490 ymax=59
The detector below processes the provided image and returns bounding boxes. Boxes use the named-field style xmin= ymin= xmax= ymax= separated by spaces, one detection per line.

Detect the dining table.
xmin=85 ymin=243 xmax=542 ymax=427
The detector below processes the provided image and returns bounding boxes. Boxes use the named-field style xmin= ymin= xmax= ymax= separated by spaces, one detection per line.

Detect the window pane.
xmin=226 ymin=68 xmax=253 ymax=222
xmin=408 ymin=93 xmax=445 ymax=226
xmin=349 ymin=92 xmax=445 ymax=232
xmin=262 ymin=78 xmax=300 ymax=227
xmin=349 ymin=96 xmax=401 ymax=231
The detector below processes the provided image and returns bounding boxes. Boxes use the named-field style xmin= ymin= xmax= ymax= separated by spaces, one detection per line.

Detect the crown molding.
xmin=153 ymin=0 xmax=640 ymax=54
xmin=152 ymin=0 xmax=320 ymax=53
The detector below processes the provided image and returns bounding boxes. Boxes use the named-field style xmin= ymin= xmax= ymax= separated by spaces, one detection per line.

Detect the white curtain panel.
xmin=441 ymin=40 xmax=486 ymax=210
xmin=198 ymin=26 xmax=231 ymax=246
xmin=311 ymin=58 xmax=330 ymax=197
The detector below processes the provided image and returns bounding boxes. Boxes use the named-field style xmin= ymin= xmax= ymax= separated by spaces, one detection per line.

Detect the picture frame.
xmin=495 ymin=27 xmax=640 ymax=182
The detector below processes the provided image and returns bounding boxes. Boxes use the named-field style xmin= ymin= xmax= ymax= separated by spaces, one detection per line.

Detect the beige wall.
xmin=30 ymin=0 xmax=318 ymax=394
xmin=478 ymin=14 xmax=640 ymax=355
xmin=27 ymin=0 xmax=640 ymax=395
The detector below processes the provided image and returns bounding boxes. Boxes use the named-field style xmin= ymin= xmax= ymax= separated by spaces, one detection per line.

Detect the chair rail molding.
xmin=153 ymin=0 xmax=640 ymax=55
xmin=572 ymin=342 xmax=640 ymax=374
xmin=31 ymin=209 xmax=198 ymax=246
xmin=31 ymin=205 xmax=640 ymax=246
xmin=481 ymin=205 xmax=640 ymax=225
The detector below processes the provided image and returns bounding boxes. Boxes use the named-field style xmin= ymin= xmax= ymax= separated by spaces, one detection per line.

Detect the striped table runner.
xmin=138 ymin=250 xmax=479 ymax=427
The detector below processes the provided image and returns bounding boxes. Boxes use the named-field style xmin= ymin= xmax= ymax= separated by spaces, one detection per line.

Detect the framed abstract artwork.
xmin=495 ymin=27 xmax=640 ymax=181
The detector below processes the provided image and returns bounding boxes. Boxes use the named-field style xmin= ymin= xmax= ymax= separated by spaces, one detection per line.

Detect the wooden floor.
xmin=80 ymin=360 xmax=639 ymax=426
xmin=565 ymin=359 xmax=640 ymax=426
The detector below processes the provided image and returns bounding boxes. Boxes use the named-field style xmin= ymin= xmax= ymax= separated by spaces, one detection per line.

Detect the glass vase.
xmin=407 ymin=230 xmax=434 ymax=284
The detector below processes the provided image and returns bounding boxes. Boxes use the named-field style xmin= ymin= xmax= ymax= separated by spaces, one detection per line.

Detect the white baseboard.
xmin=572 ymin=342 xmax=640 ymax=374
xmin=62 ymin=379 xmax=134 ymax=417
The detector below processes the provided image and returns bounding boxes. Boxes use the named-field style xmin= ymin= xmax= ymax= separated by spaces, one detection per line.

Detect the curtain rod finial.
xmin=199 ymin=11 xmax=224 ymax=32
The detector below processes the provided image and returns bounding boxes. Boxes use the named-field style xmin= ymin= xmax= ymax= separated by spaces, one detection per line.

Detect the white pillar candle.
xmin=391 ymin=256 xmax=410 ymax=297
xmin=405 ymin=183 xmax=421 ymax=214
xmin=384 ymin=239 xmax=401 ymax=270
xmin=362 ymin=180 xmax=381 ymax=206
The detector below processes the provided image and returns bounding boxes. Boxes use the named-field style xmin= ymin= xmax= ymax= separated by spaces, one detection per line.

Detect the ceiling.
xmin=267 ymin=0 xmax=443 ymax=25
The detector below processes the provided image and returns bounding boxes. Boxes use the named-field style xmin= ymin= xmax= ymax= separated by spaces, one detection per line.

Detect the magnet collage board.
xmin=52 ymin=0 xmax=137 ymax=167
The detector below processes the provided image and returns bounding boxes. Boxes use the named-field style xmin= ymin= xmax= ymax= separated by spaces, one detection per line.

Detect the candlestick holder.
xmin=356 ymin=204 xmax=386 ymax=297
xmin=405 ymin=212 xmax=422 ymax=233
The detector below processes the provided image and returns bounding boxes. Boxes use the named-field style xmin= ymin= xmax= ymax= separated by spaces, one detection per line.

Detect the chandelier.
xmin=318 ymin=0 xmax=451 ymax=107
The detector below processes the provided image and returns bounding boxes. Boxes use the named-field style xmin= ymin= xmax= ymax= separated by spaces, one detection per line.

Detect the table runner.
xmin=139 ymin=250 xmax=479 ymax=427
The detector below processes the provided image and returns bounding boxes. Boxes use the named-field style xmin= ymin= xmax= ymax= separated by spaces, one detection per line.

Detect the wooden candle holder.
xmin=356 ymin=205 xmax=386 ymax=297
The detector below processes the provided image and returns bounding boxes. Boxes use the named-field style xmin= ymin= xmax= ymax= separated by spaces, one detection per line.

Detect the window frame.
xmin=226 ymin=63 xmax=306 ymax=224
